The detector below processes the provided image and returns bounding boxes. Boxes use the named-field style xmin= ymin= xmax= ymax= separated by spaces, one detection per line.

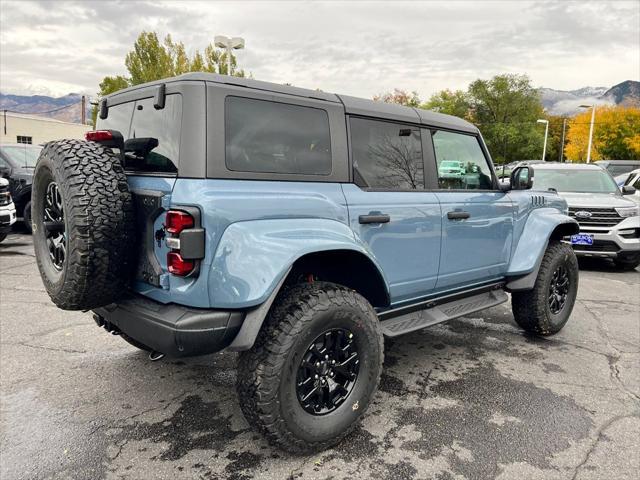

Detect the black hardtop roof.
xmin=107 ymin=72 xmax=478 ymax=133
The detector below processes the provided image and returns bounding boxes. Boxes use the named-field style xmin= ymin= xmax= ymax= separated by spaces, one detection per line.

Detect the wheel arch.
xmin=506 ymin=209 xmax=579 ymax=291
xmin=284 ymin=249 xmax=390 ymax=309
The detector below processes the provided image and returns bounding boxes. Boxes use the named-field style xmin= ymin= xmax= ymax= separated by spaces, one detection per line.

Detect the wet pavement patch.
xmin=392 ymin=363 xmax=593 ymax=478
xmin=111 ymin=395 xmax=247 ymax=462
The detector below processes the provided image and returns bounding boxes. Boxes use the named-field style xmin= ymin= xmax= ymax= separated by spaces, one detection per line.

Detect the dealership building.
xmin=0 ymin=112 xmax=91 ymax=145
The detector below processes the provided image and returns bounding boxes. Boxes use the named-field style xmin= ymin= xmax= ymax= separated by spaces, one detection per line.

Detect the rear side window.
xmin=96 ymin=95 xmax=182 ymax=174
xmin=350 ymin=117 xmax=423 ymax=190
xmin=432 ymin=130 xmax=493 ymax=190
xmin=225 ymin=96 xmax=331 ymax=175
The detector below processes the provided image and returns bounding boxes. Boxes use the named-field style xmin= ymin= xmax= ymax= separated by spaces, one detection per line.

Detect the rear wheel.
xmin=512 ymin=241 xmax=579 ymax=336
xmin=32 ymin=140 xmax=135 ymax=310
xmin=237 ymin=282 xmax=384 ymax=453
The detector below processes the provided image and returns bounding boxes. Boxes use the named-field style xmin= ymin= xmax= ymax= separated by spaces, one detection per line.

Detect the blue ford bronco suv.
xmin=31 ymin=73 xmax=580 ymax=453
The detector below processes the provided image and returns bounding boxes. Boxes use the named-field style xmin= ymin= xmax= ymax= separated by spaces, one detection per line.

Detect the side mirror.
xmin=622 ymin=185 xmax=636 ymax=195
xmin=0 ymin=166 xmax=11 ymax=178
xmin=510 ymin=166 xmax=534 ymax=190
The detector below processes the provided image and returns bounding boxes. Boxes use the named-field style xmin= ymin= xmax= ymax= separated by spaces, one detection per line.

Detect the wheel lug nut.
xmin=314 ymin=374 xmax=319 ymax=379
xmin=348 ymin=333 xmax=353 ymax=339
xmin=331 ymin=360 xmax=336 ymax=364
xmin=325 ymin=355 xmax=329 ymax=360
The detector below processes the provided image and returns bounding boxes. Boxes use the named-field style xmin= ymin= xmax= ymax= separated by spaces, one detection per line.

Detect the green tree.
xmin=422 ymin=89 xmax=470 ymax=119
xmin=467 ymin=74 xmax=545 ymax=164
xmin=93 ymin=31 xmax=247 ymax=125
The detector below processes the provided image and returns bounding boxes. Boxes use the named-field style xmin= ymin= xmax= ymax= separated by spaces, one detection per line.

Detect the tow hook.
xmin=149 ymin=351 xmax=165 ymax=362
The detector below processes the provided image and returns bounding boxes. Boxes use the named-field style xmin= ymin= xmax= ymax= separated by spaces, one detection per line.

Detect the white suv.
xmin=0 ymin=177 xmax=17 ymax=243
xmin=528 ymin=163 xmax=640 ymax=270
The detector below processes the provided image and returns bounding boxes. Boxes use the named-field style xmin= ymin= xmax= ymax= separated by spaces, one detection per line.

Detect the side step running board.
xmin=379 ymin=289 xmax=508 ymax=337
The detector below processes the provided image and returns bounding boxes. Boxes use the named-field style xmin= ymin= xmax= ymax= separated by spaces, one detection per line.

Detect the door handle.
xmin=359 ymin=213 xmax=390 ymax=224
xmin=447 ymin=211 xmax=470 ymax=220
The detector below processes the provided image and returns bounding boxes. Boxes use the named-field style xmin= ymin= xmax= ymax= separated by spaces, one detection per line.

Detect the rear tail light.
xmin=85 ymin=130 xmax=114 ymax=142
xmin=165 ymin=209 xmax=203 ymax=277
xmin=165 ymin=210 xmax=194 ymax=235
xmin=167 ymin=252 xmax=195 ymax=276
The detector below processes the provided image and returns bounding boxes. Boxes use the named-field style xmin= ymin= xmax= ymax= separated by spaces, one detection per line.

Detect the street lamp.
xmin=579 ymin=104 xmax=596 ymax=163
xmin=537 ymin=119 xmax=549 ymax=161
xmin=214 ymin=35 xmax=245 ymax=76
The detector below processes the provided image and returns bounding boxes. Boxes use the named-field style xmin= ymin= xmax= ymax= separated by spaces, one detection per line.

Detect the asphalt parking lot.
xmin=1 ymin=232 xmax=639 ymax=480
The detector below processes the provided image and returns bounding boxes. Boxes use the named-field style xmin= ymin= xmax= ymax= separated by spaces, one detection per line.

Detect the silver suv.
xmin=528 ymin=162 xmax=640 ymax=270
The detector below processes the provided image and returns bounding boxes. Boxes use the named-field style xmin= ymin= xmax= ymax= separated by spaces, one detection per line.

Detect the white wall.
xmin=0 ymin=113 xmax=91 ymax=145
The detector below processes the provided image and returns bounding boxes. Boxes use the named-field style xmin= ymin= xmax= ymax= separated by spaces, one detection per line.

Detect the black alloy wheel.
xmin=43 ymin=182 xmax=66 ymax=270
xmin=296 ymin=328 xmax=360 ymax=415
xmin=548 ymin=265 xmax=570 ymax=314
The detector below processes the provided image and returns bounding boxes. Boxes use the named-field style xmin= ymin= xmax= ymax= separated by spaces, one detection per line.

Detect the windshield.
xmin=533 ymin=168 xmax=619 ymax=194
xmin=1 ymin=145 xmax=43 ymax=167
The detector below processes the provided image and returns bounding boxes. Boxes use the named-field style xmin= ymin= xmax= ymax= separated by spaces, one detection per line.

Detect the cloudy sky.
xmin=0 ymin=0 xmax=638 ymax=100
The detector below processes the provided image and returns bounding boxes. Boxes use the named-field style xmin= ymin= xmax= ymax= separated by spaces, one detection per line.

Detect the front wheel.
xmin=236 ymin=282 xmax=384 ymax=453
xmin=512 ymin=241 xmax=579 ymax=336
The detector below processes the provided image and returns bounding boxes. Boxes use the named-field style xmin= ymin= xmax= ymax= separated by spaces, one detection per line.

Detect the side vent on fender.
xmin=531 ymin=195 xmax=546 ymax=207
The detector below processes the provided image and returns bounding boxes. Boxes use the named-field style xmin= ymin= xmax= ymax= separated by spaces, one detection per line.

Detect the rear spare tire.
xmin=32 ymin=139 xmax=135 ymax=310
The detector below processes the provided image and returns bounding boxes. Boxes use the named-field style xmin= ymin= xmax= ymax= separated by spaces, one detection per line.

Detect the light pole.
xmin=537 ymin=119 xmax=549 ymax=161
xmin=214 ymin=35 xmax=245 ymax=76
xmin=579 ymin=104 xmax=596 ymax=163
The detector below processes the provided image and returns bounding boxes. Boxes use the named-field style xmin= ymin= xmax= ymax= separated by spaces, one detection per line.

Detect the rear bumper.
xmin=93 ymin=295 xmax=245 ymax=357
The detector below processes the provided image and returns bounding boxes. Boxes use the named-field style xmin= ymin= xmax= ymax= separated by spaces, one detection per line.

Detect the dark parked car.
xmin=0 ymin=143 xmax=42 ymax=232
xmin=595 ymin=159 xmax=640 ymax=177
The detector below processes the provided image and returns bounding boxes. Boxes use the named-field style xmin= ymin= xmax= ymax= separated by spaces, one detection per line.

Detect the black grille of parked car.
xmin=572 ymin=240 xmax=620 ymax=252
xmin=0 ymin=184 xmax=10 ymax=206
xmin=568 ymin=207 xmax=622 ymax=228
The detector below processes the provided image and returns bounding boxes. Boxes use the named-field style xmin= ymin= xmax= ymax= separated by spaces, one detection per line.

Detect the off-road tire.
xmin=236 ymin=282 xmax=384 ymax=453
xmin=613 ymin=257 xmax=640 ymax=271
xmin=23 ymin=201 xmax=32 ymax=234
xmin=32 ymin=139 xmax=135 ymax=310
xmin=512 ymin=241 xmax=579 ymax=336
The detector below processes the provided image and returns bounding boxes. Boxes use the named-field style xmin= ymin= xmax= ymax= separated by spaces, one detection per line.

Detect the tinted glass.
xmin=350 ymin=117 xmax=423 ymax=189
xmin=97 ymin=95 xmax=182 ymax=173
xmin=433 ymin=131 xmax=493 ymax=190
xmin=0 ymin=145 xmax=42 ymax=167
xmin=225 ymin=96 xmax=331 ymax=175
xmin=97 ymin=101 xmax=134 ymax=138
xmin=608 ymin=164 xmax=639 ymax=176
xmin=532 ymin=168 xmax=619 ymax=194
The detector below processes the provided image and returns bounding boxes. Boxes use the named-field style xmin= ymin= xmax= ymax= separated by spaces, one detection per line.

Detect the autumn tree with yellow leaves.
xmin=565 ymin=106 xmax=640 ymax=162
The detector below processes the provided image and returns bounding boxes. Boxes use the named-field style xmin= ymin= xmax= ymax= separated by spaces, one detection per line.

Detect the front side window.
xmin=225 ymin=96 xmax=331 ymax=175
xmin=350 ymin=117 xmax=423 ymax=190
xmin=0 ymin=144 xmax=42 ymax=167
xmin=432 ymin=130 xmax=493 ymax=190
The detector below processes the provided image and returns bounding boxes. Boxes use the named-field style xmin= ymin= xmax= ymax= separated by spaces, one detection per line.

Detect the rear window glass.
xmin=96 ymin=94 xmax=182 ymax=174
xmin=225 ymin=96 xmax=331 ymax=175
